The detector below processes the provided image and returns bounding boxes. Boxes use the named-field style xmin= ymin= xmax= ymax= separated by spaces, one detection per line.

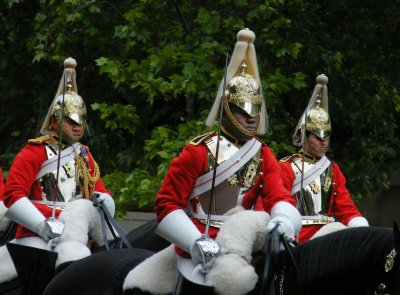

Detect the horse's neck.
xmin=282 ymin=227 xmax=394 ymax=294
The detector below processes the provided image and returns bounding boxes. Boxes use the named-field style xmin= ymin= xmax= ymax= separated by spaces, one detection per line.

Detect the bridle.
xmin=259 ymin=227 xmax=311 ymax=295
xmin=374 ymin=248 xmax=399 ymax=295
xmin=260 ymin=229 xmax=400 ymax=295
xmin=374 ymin=222 xmax=400 ymax=295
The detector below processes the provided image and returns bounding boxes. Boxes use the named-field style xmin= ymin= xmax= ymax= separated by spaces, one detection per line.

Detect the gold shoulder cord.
xmin=75 ymin=154 xmax=100 ymax=199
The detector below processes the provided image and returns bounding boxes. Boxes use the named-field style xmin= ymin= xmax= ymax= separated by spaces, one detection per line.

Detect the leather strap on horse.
xmin=280 ymin=236 xmax=314 ymax=295
xmin=280 ymin=236 xmax=299 ymax=273
xmin=259 ymin=224 xmax=280 ymax=295
xmin=0 ymin=221 xmax=17 ymax=246
xmin=259 ymin=227 xmax=313 ymax=295
xmin=93 ymin=194 xmax=133 ymax=250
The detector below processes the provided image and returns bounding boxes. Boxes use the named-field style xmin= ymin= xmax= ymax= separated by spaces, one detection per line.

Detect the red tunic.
xmin=154 ymin=138 xmax=294 ymax=257
xmin=279 ymin=157 xmax=363 ymax=243
xmin=0 ymin=167 xmax=4 ymax=199
xmin=3 ymin=142 xmax=111 ymax=239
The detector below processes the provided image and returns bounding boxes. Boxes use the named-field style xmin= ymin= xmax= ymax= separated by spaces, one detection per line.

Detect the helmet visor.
xmin=308 ymin=128 xmax=331 ymax=141
xmin=53 ymin=92 xmax=87 ymax=125
xmin=67 ymin=113 xmax=86 ymax=125
xmin=238 ymin=101 xmax=262 ymax=117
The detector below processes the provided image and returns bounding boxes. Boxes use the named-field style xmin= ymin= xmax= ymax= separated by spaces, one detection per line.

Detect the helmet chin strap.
xmin=308 ymin=140 xmax=329 ymax=157
xmin=223 ymin=98 xmax=256 ymax=139
xmin=220 ymin=125 xmax=241 ymax=144
xmin=62 ymin=126 xmax=84 ymax=143
xmin=53 ymin=117 xmax=84 ymax=143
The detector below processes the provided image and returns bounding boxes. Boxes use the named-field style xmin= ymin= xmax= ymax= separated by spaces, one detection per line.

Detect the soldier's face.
xmin=304 ymin=133 xmax=329 ymax=158
xmin=63 ymin=117 xmax=85 ymax=137
xmin=231 ymin=105 xmax=260 ymax=133
xmin=50 ymin=116 xmax=85 ymax=142
xmin=221 ymin=104 xmax=260 ymax=141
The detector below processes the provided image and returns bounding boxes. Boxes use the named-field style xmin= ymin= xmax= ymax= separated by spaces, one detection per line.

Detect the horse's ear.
xmin=393 ymin=222 xmax=400 ymax=253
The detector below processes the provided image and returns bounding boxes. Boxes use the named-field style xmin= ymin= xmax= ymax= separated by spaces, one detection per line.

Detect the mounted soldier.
xmin=279 ymin=74 xmax=369 ymax=243
xmin=123 ymin=28 xmax=302 ymax=294
xmin=0 ymin=57 xmax=115 ymax=289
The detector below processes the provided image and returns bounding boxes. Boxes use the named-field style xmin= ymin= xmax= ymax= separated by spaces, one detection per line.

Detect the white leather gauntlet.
xmin=156 ymin=209 xmax=202 ymax=253
xmin=266 ymin=201 xmax=302 ymax=242
xmin=95 ymin=192 xmax=115 ymax=217
xmin=5 ymin=197 xmax=46 ymax=233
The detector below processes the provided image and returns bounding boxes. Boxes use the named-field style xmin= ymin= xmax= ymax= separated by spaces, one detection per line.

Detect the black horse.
xmin=40 ymin=225 xmax=400 ymax=295
xmin=273 ymin=225 xmax=400 ymax=295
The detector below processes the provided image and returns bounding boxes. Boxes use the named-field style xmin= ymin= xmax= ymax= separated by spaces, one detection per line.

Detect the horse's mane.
xmin=285 ymin=227 xmax=393 ymax=289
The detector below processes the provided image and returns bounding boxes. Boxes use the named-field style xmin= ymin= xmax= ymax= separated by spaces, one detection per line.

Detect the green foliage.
xmin=1 ymin=0 xmax=400 ymax=215
xmin=91 ymin=103 xmax=139 ymax=135
xmin=103 ymin=118 xmax=207 ymax=214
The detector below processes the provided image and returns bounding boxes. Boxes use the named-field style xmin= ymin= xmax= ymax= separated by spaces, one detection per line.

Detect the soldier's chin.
xmin=310 ymin=144 xmax=327 ymax=157
xmin=65 ymin=133 xmax=83 ymax=143
xmin=240 ymin=128 xmax=256 ymax=139
xmin=73 ymin=133 xmax=84 ymax=141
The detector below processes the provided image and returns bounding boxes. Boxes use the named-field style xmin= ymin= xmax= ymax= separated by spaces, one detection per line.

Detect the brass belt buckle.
xmin=199 ymin=219 xmax=224 ymax=228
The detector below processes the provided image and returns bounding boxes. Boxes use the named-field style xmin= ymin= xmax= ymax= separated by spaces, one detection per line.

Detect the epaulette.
xmin=27 ymin=135 xmax=54 ymax=145
xmin=254 ymin=136 xmax=267 ymax=147
xmin=189 ymin=131 xmax=215 ymax=146
xmin=80 ymin=144 xmax=89 ymax=152
xmin=279 ymin=154 xmax=298 ymax=163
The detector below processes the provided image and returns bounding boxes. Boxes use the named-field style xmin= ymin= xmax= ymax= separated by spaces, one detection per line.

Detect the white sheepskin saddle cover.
xmin=206 ymin=209 xmax=271 ymax=295
xmin=123 ymin=244 xmax=177 ymax=294
xmin=54 ymin=199 xmax=111 ymax=266
xmin=0 ymin=245 xmax=18 ymax=284
xmin=123 ymin=207 xmax=271 ymax=295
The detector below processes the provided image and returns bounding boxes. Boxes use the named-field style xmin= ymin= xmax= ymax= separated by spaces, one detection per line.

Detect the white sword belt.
xmin=32 ymin=200 xmax=67 ymax=210
xmin=190 ymin=211 xmax=228 ymax=228
xmin=302 ymin=215 xmax=335 ymax=225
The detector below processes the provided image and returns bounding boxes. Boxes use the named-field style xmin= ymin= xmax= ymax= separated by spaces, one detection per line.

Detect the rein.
xmin=259 ymin=225 xmax=280 ymax=295
xmin=259 ymin=226 xmax=312 ymax=295
xmin=93 ymin=193 xmax=133 ymax=250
